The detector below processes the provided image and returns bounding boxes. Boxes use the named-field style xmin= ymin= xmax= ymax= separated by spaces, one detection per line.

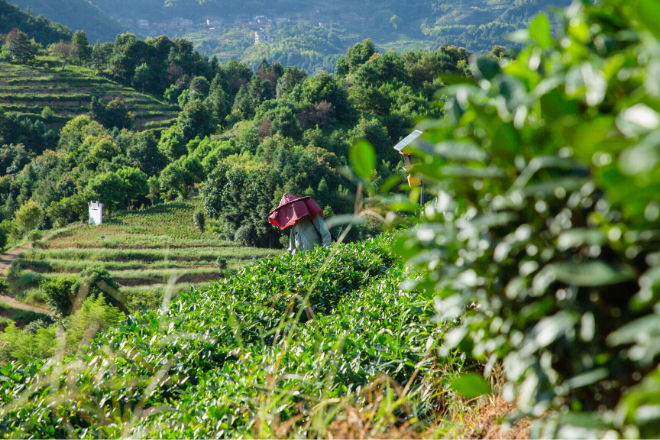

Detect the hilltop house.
xmin=254 ymin=31 xmax=270 ymax=45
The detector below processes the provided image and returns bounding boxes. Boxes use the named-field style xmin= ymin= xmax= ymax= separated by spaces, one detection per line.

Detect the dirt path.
xmin=0 ymin=224 xmax=83 ymax=316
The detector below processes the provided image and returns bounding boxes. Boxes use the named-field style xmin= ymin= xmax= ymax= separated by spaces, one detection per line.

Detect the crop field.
xmin=7 ymin=199 xmax=281 ymax=311
xmin=0 ymin=236 xmax=477 ymax=438
xmin=0 ymin=58 xmax=179 ymax=131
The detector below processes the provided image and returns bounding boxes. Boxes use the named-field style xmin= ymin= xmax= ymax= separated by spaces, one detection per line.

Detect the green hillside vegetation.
xmin=0 ymin=24 xmax=475 ymax=254
xmin=8 ymin=0 xmax=127 ymax=43
xmin=6 ymin=199 xmax=280 ymax=311
xmin=202 ymin=24 xmax=345 ymax=75
xmin=0 ymin=60 xmax=180 ymax=132
xmin=6 ymin=0 xmax=660 ymax=438
xmin=0 ymin=0 xmax=71 ymax=46
xmin=0 ymin=236 xmax=478 ymax=437
xmin=82 ymin=0 xmax=571 ymax=74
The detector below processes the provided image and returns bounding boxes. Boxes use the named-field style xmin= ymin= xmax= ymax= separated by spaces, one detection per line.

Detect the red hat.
xmin=269 ymin=194 xmax=323 ymax=230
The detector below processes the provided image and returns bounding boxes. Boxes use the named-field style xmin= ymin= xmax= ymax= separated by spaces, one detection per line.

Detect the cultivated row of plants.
xmin=0 ymin=236 xmax=466 ymax=437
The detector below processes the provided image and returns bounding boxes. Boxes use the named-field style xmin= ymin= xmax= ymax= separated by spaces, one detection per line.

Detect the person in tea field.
xmin=269 ymin=193 xmax=332 ymax=254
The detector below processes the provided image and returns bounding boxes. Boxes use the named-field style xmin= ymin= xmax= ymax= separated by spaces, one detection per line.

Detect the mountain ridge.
xmin=8 ymin=0 xmax=128 ymax=43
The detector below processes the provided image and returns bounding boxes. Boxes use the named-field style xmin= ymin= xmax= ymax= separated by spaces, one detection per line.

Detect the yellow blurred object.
xmin=407 ymin=174 xmax=421 ymax=187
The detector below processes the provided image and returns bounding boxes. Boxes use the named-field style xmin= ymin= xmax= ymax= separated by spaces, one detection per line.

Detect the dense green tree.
xmin=300 ymin=71 xmax=353 ymax=125
xmin=70 ymin=30 xmax=91 ymax=65
xmin=46 ymin=193 xmax=88 ymax=227
xmin=222 ymin=60 xmax=253 ymax=96
xmin=247 ymin=75 xmax=274 ymax=107
xmin=109 ymin=33 xmax=146 ymax=82
xmin=116 ymin=166 xmax=148 ymax=207
xmin=132 ymin=63 xmax=150 ymax=92
xmin=127 ymin=132 xmax=167 ymax=176
xmin=276 ymin=66 xmax=308 ymax=99
xmin=349 ymin=117 xmax=393 ymax=163
xmin=91 ymin=41 xmax=113 ymax=71
xmin=89 ymin=97 xmax=133 ymax=130
xmin=147 ymin=175 xmax=160 ymax=204
xmin=201 ymin=155 xmax=279 ymax=247
xmin=178 ymin=99 xmax=215 ymax=142
xmin=85 ymin=172 xmax=125 ymax=215
xmin=157 ymin=126 xmax=187 ymax=162
xmin=5 ymin=30 xmax=34 ymax=64
xmin=232 ymin=85 xmax=254 ymax=120
xmin=159 ymin=156 xmax=204 ymax=199
xmin=85 ymin=138 xmax=121 ymax=169
xmin=206 ymin=75 xmax=231 ymax=126
xmin=104 ymin=99 xmax=133 ymax=130
xmin=337 ymin=38 xmax=375 ymax=74
xmin=189 ymin=76 xmax=210 ymax=98
xmin=14 ymin=200 xmax=41 ymax=233
xmin=58 ymin=115 xmax=105 ymax=152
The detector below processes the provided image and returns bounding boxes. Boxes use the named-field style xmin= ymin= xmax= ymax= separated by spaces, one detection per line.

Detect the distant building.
xmin=254 ymin=31 xmax=270 ymax=45
xmin=254 ymin=15 xmax=267 ymax=21
xmin=137 ymin=19 xmax=149 ymax=28
xmin=89 ymin=201 xmax=103 ymax=225
xmin=170 ymin=17 xmax=193 ymax=28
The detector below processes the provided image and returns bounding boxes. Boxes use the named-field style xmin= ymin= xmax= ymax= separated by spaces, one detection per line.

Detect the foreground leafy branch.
xmin=393 ymin=0 xmax=660 ymax=437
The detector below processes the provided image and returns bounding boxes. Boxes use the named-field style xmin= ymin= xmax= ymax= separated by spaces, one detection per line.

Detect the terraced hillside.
xmin=5 ymin=199 xmax=281 ymax=312
xmin=0 ymin=58 xmax=179 ymax=132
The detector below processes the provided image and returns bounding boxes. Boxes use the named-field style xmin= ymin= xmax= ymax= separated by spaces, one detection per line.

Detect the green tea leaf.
xmin=633 ymin=0 xmax=660 ymax=39
xmin=349 ymin=140 xmax=376 ymax=180
xmin=529 ymin=14 xmax=553 ymax=48
xmin=548 ymin=262 xmax=636 ymax=286
xmin=450 ymin=373 xmax=492 ymax=399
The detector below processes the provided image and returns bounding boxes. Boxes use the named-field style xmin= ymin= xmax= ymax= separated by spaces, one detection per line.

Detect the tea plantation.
xmin=0 ymin=59 xmax=179 ymax=131
xmin=0 ymin=235 xmax=467 ymax=438
xmin=7 ymin=199 xmax=280 ymax=311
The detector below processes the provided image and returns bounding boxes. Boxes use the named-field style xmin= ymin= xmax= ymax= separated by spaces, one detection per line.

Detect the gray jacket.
xmin=287 ymin=215 xmax=332 ymax=254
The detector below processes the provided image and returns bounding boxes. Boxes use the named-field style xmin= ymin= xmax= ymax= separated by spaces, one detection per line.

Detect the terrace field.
xmin=0 ymin=58 xmax=179 ymax=131
xmin=5 ymin=199 xmax=281 ymax=312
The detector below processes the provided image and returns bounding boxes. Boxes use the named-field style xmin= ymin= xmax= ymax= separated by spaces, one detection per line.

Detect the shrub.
xmin=70 ymin=265 xmax=124 ymax=312
xmin=40 ymin=106 xmax=54 ymax=122
xmin=193 ymin=210 xmax=205 ymax=233
xmin=0 ymin=322 xmax=56 ymax=365
xmin=27 ymin=230 xmax=43 ymax=243
xmin=0 ymin=277 xmax=9 ymax=296
xmin=64 ymin=294 xmax=123 ymax=351
xmin=392 ymin=1 xmax=660 ymax=437
xmin=14 ymin=201 xmax=42 ymax=234
xmin=41 ymin=275 xmax=76 ymax=317
xmin=0 ymin=227 xmax=7 ymax=250
xmin=215 ymin=256 xmax=227 ymax=270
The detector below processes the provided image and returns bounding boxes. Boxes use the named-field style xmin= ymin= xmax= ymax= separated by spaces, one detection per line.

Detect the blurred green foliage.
xmin=393 ymin=0 xmax=660 ymax=437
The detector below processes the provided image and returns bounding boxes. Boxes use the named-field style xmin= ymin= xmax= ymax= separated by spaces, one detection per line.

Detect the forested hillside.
xmin=0 ymin=0 xmax=71 ymax=45
xmin=0 ymin=5 xmax=475 ymax=252
xmin=10 ymin=0 xmax=571 ymax=73
xmin=8 ymin=0 xmax=127 ymax=43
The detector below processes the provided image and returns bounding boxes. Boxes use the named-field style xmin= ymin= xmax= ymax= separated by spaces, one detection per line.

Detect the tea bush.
xmin=0 ymin=236 xmax=453 ymax=437
xmin=393 ymin=0 xmax=660 ymax=437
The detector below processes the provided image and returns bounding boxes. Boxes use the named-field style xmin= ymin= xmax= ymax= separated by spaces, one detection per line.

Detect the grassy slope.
xmin=8 ymin=199 xmax=281 ymax=311
xmin=0 ymin=58 xmax=179 ymax=131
